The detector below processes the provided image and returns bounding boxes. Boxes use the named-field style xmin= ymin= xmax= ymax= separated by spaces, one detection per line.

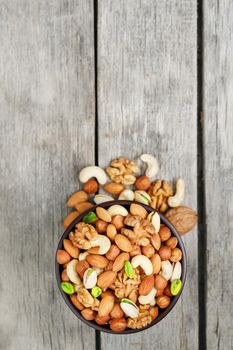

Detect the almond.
xmin=110 ymin=303 xmax=124 ymax=319
xmin=61 ymin=269 xmax=69 ymax=281
xmin=150 ymin=254 xmax=161 ymax=274
xmin=83 ymin=179 xmax=99 ymax=194
xmin=98 ymin=295 xmax=115 ymax=317
xmin=76 ymin=260 xmax=90 ymax=278
xmin=165 ymin=206 xmax=198 ymax=235
xmin=66 ymin=191 xmax=88 ymax=207
xmin=111 ymin=215 xmax=124 ymax=230
xmin=106 ymin=245 xmax=120 ymax=261
xmin=139 ymin=275 xmax=154 ymax=296
xmin=96 ymin=207 xmax=112 ymax=223
xmin=154 ymin=275 xmax=168 ymax=290
xmin=86 ymin=254 xmax=109 ymax=268
xmin=104 ymin=182 xmax=124 ymax=195
xmin=63 ymin=239 xmax=79 ymax=258
xmin=151 ymin=234 xmax=161 ymax=251
xmin=115 ymin=234 xmax=132 ymax=252
xmin=130 ymin=203 xmax=148 ymax=219
xmin=56 ymin=250 xmax=71 ymax=264
xmin=106 ymin=224 xmax=117 ymax=241
xmin=75 ymin=202 xmax=94 ymax=213
xmin=97 ymin=271 xmax=117 ymax=289
xmin=95 ymin=220 xmax=108 ymax=233
xmin=70 ymin=294 xmax=84 ymax=310
xmin=63 ymin=211 xmax=80 ymax=228
xmin=112 ymin=252 xmax=130 ymax=272
xmin=81 ymin=308 xmax=96 ymax=320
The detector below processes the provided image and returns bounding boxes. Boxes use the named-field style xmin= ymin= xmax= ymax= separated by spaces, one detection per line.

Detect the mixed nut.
xmin=57 ymin=203 xmax=183 ymax=331
xmin=57 ymin=154 xmax=197 ymax=332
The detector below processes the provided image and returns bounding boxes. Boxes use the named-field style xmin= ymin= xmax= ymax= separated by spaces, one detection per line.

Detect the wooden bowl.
xmin=55 ymin=200 xmax=187 ymax=334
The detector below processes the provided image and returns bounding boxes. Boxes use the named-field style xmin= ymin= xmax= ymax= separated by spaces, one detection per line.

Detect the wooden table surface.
xmin=0 ymin=1 xmax=232 ymax=349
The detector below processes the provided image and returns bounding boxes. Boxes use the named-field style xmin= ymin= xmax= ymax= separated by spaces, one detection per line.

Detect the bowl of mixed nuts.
xmin=55 ymin=200 xmax=187 ymax=333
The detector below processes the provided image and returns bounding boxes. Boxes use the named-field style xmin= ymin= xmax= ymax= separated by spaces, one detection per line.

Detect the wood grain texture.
xmin=0 ymin=1 xmax=95 ymax=349
xmin=97 ymin=0 xmax=197 ymax=348
xmin=204 ymin=1 xmax=233 ymax=349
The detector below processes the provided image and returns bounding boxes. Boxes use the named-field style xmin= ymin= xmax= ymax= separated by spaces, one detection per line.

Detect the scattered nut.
xmin=83 ymin=179 xmax=99 ymax=194
xmin=118 ymin=189 xmax=135 ymax=201
xmin=63 ymin=211 xmax=80 ymax=228
xmin=67 ymin=191 xmax=88 ymax=208
xmin=140 ymin=154 xmax=159 ymax=178
xmin=79 ymin=166 xmax=107 ymax=185
xmin=165 ymin=206 xmax=198 ymax=235
xmin=106 ymin=157 xmax=139 ymax=185
xmin=135 ymin=176 xmax=151 ymax=191
xmin=168 ymin=178 xmax=185 ymax=207
xmin=104 ymin=183 xmax=125 ymax=195
xmin=75 ymin=202 xmax=94 ymax=213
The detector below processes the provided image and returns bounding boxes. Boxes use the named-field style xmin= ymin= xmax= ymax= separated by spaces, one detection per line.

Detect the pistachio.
xmin=124 ymin=261 xmax=135 ymax=278
xmin=171 ymin=261 xmax=182 ymax=281
xmin=147 ymin=212 xmax=160 ymax=233
xmin=83 ymin=212 xmax=97 ymax=224
xmin=161 ymin=260 xmax=173 ymax=281
xmin=93 ymin=194 xmax=114 ymax=204
xmin=171 ymin=279 xmax=182 ymax=295
xmin=108 ymin=205 xmax=128 ymax=217
xmin=83 ymin=268 xmax=97 ymax=289
xmin=120 ymin=299 xmax=139 ymax=318
xmin=91 ymin=286 xmax=102 ymax=298
xmin=134 ymin=190 xmax=151 ymax=205
xmin=118 ymin=189 xmax=135 ymax=201
xmin=61 ymin=282 xmax=75 ymax=295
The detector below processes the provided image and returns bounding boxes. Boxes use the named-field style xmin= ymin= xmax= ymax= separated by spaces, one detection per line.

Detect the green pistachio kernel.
xmin=91 ymin=286 xmax=102 ymax=298
xmin=83 ymin=211 xmax=97 ymax=224
xmin=61 ymin=282 xmax=75 ymax=295
xmin=171 ymin=279 xmax=182 ymax=296
xmin=87 ymin=268 xmax=94 ymax=276
xmin=124 ymin=260 xmax=135 ymax=278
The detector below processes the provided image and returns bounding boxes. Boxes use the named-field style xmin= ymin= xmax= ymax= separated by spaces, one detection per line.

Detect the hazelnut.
xmin=110 ymin=303 xmax=124 ymax=319
xmin=83 ymin=179 xmax=99 ymax=194
xmin=95 ymin=315 xmax=110 ymax=325
xmin=149 ymin=306 xmax=159 ymax=320
xmin=106 ymin=244 xmax=121 ymax=261
xmin=165 ymin=237 xmax=178 ymax=249
xmin=110 ymin=318 xmax=127 ymax=332
xmin=156 ymin=295 xmax=170 ymax=309
xmin=76 ymin=260 xmax=90 ymax=278
xmin=159 ymin=226 xmax=171 ymax=242
xmin=156 ymin=289 xmax=164 ymax=297
xmin=170 ymin=247 xmax=182 ymax=262
xmin=130 ymin=244 xmax=141 ymax=257
xmin=95 ymin=219 xmax=108 ymax=233
xmin=151 ymin=234 xmax=161 ymax=251
xmin=154 ymin=275 xmax=168 ymax=290
xmin=158 ymin=246 xmax=172 ymax=260
xmin=81 ymin=308 xmax=96 ymax=320
xmin=61 ymin=269 xmax=69 ymax=282
xmin=112 ymin=215 xmax=125 ymax=230
xmin=164 ymin=285 xmax=173 ymax=297
xmin=135 ymin=176 xmax=151 ymax=190
xmin=107 ymin=224 xmax=117 ymax=241
xmin=142 ymin=244 xmax=155 ymax=258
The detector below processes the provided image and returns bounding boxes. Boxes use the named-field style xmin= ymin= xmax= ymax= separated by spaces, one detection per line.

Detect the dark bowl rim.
xmin=55 ymin=200 xmax=187 ymax=334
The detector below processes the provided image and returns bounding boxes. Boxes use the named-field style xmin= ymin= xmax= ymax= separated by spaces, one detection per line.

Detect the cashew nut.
xmin=79 ymin=252 xmax=89 ymax=261
xmin=93 ymin=194 xmax=114 ymax=204
xmin=161 ymin=260 xmax=173 ymax=281
xmin=147 ymin=212 xmax=160 ymax=233
xmin=83 ymin=268 xmax=97 ymax=289
xmin=131 ymin=255 xmax=153 ymax=275
xmin=134 ymin=190 xmax=151 ymax=205
xmin=138 ymin=288 xmax=156 ymax=306
xmin=168 ymin=178 xmax=185 ymax=207
xmin=79 ymin=166 xmax=107 ymax=185
xmin=118 ymin=189 xmax=135 ymax=201
xmin=120 ymin=299 xmax=139 ymax=318
xmin=171 ymin=262 xmax=182 ymax=281
xmin=107 ymin=205 xmax=128 ymax=217
xmin=140 ymin=154 xmax=159 ymax=178
xmin=66 ymin=259 xmax=81 ymax=284
xmin=90 ymin=235 xmax=111 ymax=255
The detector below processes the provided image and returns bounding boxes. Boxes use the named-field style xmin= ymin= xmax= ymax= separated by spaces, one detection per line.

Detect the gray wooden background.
xmin=0 ymin=1 xmax=232 ymax=349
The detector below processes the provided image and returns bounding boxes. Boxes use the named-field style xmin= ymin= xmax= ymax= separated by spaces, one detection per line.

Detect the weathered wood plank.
xmin=0 ymin=1 xmax=95 ymax=349
xmin=97 ymin=0 xmax=197 ymax=348
xmin=204 ymin=1 xmax=233 ymax=349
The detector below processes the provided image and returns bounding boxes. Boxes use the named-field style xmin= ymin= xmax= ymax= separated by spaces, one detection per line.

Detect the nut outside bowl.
xmin=55 ymin=200 xmax=187 ymax=334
